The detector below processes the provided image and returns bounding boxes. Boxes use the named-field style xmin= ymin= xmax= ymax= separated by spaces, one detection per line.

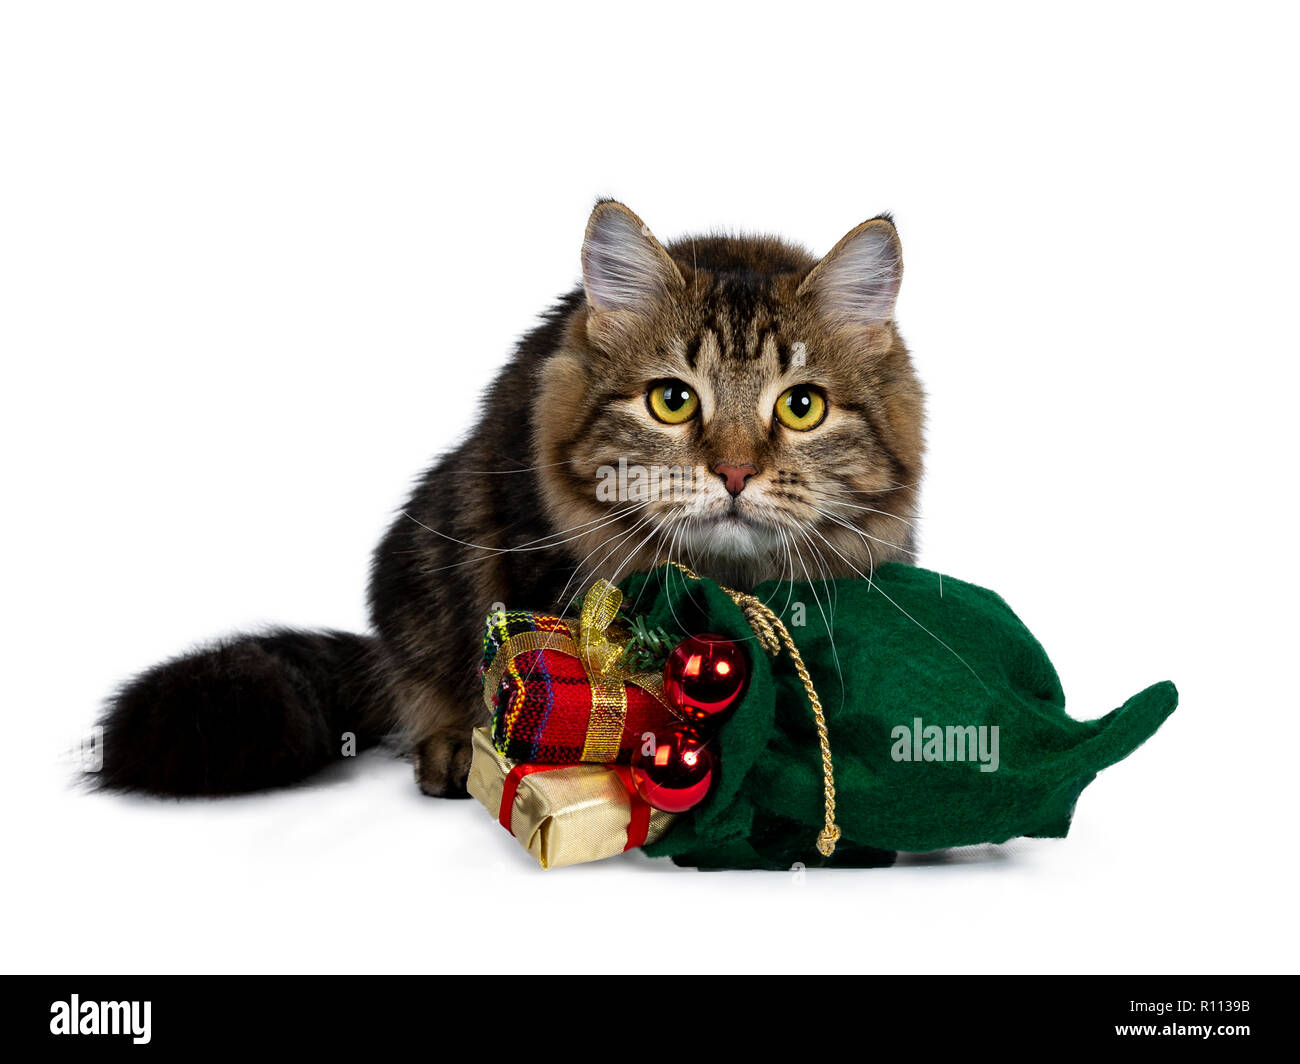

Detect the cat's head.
xmin=536 ymin=201 xmax=924 ymax=592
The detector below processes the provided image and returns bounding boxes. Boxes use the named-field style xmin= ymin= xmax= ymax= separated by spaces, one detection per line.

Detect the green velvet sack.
xmin=613 ymin=563 xmax=1177 ymax=870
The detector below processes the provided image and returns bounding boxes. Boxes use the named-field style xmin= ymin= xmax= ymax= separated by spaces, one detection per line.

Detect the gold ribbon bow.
xmin=575 ymin=579 xmax=624 ymax=678
xmin=668 ymin=562 xmax=841 ymax=859
xmin=571 ymin=579 xmax=636 ymax=761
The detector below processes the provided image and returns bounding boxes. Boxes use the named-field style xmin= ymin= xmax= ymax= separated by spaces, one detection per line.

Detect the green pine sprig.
xmin=615 ymin=612 xmax=676 ymax=672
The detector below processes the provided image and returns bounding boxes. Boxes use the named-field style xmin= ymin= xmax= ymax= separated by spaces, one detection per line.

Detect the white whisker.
xmin=821 ymin=498 xmax=919 ymax=527
xmin=819 ymin=510 xmax=920 ymax=558
xmin=407 ymin=503 xmax=645 ymax=557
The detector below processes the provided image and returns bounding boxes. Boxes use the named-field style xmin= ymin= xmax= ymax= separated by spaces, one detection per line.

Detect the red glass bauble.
xmin=630 ymin=728 xmax=715 ymax=813
xmin=662 ymin=633 xmax=747 ymax=724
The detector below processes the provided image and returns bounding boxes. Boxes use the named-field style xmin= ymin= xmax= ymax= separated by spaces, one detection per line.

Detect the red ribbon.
xmin=498 ymin=763 xmax=559 ymax=833
xmin=613 ymin=765 xmax=651 ymax=850
xmin=499 ymin=762 xmax=650 ymax=851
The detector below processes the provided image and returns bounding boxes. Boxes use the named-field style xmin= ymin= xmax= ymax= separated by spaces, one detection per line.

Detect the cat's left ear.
xmin=581 ymin=201 xmax=684 ymax=320
xmin=797 ymin=216 xmax=903 ymax=328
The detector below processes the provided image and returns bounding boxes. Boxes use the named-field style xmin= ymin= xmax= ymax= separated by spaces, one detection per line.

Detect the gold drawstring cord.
xmin=667 ymin=562 xmax=840 ymax=858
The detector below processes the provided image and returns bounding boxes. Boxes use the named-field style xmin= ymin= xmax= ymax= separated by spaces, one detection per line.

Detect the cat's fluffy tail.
xmin=91 ymin=630 xmax=395 ymax=795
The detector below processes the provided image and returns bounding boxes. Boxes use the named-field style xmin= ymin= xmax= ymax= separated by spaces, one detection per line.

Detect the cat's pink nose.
xmin=713 ymin=462 xmax=759 ymax=496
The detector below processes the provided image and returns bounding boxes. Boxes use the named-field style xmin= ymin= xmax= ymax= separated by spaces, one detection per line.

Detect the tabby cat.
xmin=94 ymin=201 xmax=924 ymax=798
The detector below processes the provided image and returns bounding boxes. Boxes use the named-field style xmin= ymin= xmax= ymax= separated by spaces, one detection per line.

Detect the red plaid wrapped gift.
xmin=480 ymin=580 xmax=685 ymax=764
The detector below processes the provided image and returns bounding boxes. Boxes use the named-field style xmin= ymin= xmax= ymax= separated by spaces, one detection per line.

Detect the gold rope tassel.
xmin=669 ymin=562 xmax=840 ymax=858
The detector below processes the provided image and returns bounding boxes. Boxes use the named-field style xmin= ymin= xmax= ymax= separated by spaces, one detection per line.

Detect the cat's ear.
xmin=797 ymin=216 xmax=903 ymax=328
xmin=581 ymin=201 xmax=684 ymax=319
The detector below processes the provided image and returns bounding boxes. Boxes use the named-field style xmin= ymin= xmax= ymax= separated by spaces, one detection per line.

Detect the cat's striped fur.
xmin=94 ymin=202 xmax=925 ymax=797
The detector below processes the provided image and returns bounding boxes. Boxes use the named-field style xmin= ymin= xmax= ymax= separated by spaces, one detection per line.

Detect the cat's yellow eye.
xmin=647 ymin=380 xmax=700 ymax=425
xmin=775 ymin=385 xmax=827 ymax=431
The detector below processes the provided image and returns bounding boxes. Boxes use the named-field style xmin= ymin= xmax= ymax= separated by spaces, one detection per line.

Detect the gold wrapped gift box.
xmin=467 ymin=727 xmax=675 ymax=869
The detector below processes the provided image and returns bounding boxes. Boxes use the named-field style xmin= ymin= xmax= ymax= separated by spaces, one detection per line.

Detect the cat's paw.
xmin=413 ymin=732 xmax=473 ymax=798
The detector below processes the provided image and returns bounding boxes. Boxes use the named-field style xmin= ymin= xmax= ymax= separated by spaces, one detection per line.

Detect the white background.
xmin=3 ymin=1 xmax=1297 ymax=974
